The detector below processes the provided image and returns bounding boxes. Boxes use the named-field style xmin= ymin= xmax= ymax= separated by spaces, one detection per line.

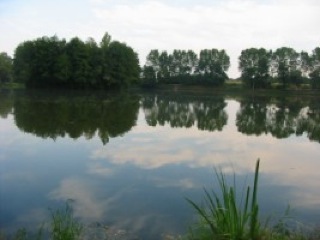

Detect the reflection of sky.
xmin=1 ymin=99 xmax=320 ymax=237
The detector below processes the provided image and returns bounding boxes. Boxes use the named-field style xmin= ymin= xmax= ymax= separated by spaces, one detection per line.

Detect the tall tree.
xmin=198 ymin=49 xmax=230 ymax=85
xmin=272 ymin=47 xmax=301 ymax=88
xmin=65 ymin=37 xmax=90 ymax=88
xmin=103 ymin=41 xmax=140 ymax=88
xmin=13 ymin=40 xmax=35 ymax=84
xmin=309 ymin=47 xmax=320 ymax=89
xmin=239 ymin=48 xmax=271 ymax=90
xmin=0 ymin=52 xmax=13 ymax=84
xmin=13 ymin=32 xmax=139 ymax=89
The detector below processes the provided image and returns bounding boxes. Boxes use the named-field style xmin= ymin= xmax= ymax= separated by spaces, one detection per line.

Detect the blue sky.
xmin=1 ymin=0 xmax=319 ymax=77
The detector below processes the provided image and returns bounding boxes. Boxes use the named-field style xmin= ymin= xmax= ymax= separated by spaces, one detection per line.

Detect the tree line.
xmin=142 ymin=49 xmax=230 ymax=86
xmin=0 ymin=33 xmax=319 ymax=90
xmin=12 ymin=32 xmax=140 ymax=89
xmin=239 ymin=47 xmax=320 ymax=89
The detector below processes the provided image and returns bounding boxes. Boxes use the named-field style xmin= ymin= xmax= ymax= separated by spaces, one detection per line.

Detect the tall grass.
xmin=50 ymin=202 xmax=83 ymax=240
xmin=4 ymin=201 xmax=83 ymax=240
xmin=186 ymin=159 xmax=261 ymax=240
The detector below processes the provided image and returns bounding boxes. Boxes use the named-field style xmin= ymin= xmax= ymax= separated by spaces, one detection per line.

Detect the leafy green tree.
xmin=13 ymin=40 xmax=35 ymax=84
xmin=272 ymin=47 xmax=301 ymax=88
xmin=309 ymin=47 xmax=320 ymax=89
xmin=0 ymin=52 xmax=13 ymax=84
xmin=65 ymin=37 xmax=90 ymax=88
xmin=85 ymin=37 xmax=103 ymax=87
xmin=103 ymin=41 xmax=140 ymax=88
xmin=100 ymin=32 xmax=112 ymax=49
xmin=239 ymin=48 xmax=271 ymax=90
xmin=13 ymin=32 xmax=139 ymax=89
xmin=159 ymin=51 xmax=171 ymax=80
xmin=198 ymin=49 xmax=230 ymax=85
xmin=142 ymin=66 xmax=157 ymax=86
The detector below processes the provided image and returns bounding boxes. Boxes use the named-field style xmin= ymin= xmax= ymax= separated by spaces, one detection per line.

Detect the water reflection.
xmin=0 ymin=90 xmax=14 ymax=118
xmin=236 ymin=96 xmax=320 ymax=142
xmin=12 ymin=91 xmax=140 ymax=144
xmin=1 ymin=90 xmax=320 ymax=238
xmin=142 ymin=94 xmax=228 ymax=131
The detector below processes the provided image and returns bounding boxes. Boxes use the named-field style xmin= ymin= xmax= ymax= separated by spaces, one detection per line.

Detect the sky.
xmin=0 ymin=0 xmax=319 ymax=78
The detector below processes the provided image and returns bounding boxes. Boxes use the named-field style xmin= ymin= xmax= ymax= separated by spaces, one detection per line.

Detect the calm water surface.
xmin=0 ymin=90 xmax=320 ymax=238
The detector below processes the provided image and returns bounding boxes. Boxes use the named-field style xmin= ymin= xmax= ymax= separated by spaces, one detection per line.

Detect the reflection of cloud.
xmin=87 ymin=163 xmax=114 ymax=177
xmin=48 ymin=178 xmax=117 ymax=221
xmin=152 ymin=177 xmax=197 ymax=189
xmin=90 ymin=100 xmax=320 ymax=213
xmin=92 ymin=145 xmax=195 ymax=169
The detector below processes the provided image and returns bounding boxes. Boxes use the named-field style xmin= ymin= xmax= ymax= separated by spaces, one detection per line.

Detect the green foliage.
xmin=13 ymin=92 xmax=140 ymax=145
xmin=236 ymin=95 xmax=320 ymax=142
xmin=239 ymin=48 xmax=271 ymax=89
xmin=2 ymin=202 xmax=82 ymax=240
xmin=309 ymin=47 xmax=320 ymax=89
xmin=50 ymin=202 xmax=83 ymax=240
xmin=271 ymin=47 xmax=302 ymax=88
xmin=0 ymin=52 xmax=13 ymax=84
xmin=143 ymin=48 xmax=230 ymax=86
xmin=186 ymin=160 xmax=261 ymax=240
xmin=141 ymin=94 xmax=227 ymax=131
xmin=13 ymin=32 xmax=139 ymax=89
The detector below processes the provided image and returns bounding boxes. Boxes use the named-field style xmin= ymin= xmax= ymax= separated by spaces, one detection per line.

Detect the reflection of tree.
xmin=236 ymin=96 xmax=320 ymax=142
xmin=296 ymin=100 xmax=320 ymax=142
xmin=142 ymin=94 xmax=227 ymax=131
xmin=0 ymin=90 xmax=14 ymax=118
xmin=14 ymin=92 xmax=140 ymax=144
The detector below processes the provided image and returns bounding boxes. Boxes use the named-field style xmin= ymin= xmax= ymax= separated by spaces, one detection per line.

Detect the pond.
xmin=0 ymin=89 xmax=320 ymax=239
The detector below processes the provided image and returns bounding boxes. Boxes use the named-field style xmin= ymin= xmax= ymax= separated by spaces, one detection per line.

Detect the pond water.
xmin=0 ymin=89 xmax=320 ymax=239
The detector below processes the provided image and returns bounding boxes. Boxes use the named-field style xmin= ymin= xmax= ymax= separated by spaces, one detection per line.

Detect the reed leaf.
xmin=187 ymin=159 xmax=262 ymax=240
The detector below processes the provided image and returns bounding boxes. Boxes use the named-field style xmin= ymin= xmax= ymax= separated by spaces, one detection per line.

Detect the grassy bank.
xmin=141 ymin=80 xmax=320 ymax=97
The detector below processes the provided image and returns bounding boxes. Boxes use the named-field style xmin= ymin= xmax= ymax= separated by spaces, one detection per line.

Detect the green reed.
xmin=186 ymin=159 xmax=261 ymax=240
xmin=50 ymin=201 xmax=83 ymax=240
xmin=3 ymin=201 xmax=83 ymax=240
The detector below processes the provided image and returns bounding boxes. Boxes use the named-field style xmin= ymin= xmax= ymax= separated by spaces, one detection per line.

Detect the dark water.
xmin=0 ymin=89 xmax=320 ymax=238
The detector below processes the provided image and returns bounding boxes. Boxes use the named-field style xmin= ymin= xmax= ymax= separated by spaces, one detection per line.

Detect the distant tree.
xmin=85 ymin=37 xmax=103 ymax=87
xmin=13 ymin=32 xmax=139 ymax=89
xmin=143 ymin=48 xmax=229 ymax=86
xmin=0 ymin=52 xmax=13 ymax=84
xmin=272 ymin=47 xmax=302 ymax=88
xmin=159 ymin=51 xmax=171 ymax=80
xmin=309 ymin=47 xmax=320 ymax=89
xmin=197 ymin=49 xmax=230 ymax=85
xmin=142 ymin=66 xmax=157 ymax=86
xmin=65 ymin=37 xmax=91 ymax=88
xmin=103 ymin=41 xmax=140 ymax=88
xmin=239 ymin=48 xmax=271 ymax=90
xmin=100 ymin=32 xmax=112 ymax=49
xmin=13 ymin=40 xmax=35 ymax=84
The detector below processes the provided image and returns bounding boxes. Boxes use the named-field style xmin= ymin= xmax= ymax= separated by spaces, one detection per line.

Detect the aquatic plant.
xmin=50 ymin=201 xmax=83 ymax=240
xmin=186 ymin=159 xmax=262 ymax=240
